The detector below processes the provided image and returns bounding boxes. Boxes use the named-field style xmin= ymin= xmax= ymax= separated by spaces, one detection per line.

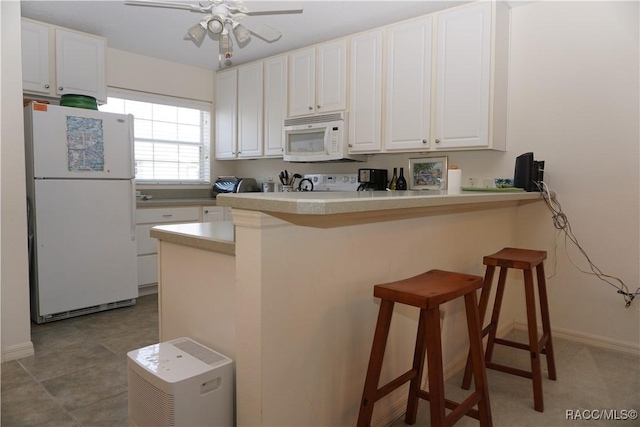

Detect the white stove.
xmin=302 ymin=174 xmax=359 ymax=191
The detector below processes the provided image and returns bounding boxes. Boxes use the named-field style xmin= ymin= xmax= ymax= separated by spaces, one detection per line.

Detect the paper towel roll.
xmin=448 ymin=167 xmax=462 ymax=194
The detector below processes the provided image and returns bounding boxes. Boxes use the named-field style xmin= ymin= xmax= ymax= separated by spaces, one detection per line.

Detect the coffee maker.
xmin=357 ymin=168 xmax=388 ymax=191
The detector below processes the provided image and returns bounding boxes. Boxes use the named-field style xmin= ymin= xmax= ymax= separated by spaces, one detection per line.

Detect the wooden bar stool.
xmin=461 ymin=248 xmax=557 ymax=413
xmin=357 ymin=269 xmax=492 ymax=427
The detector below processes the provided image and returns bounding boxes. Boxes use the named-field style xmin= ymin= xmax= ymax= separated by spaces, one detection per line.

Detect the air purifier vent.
xmin=170 ymin=337 xmax=228 ymax=366
xmin=128 ymin=366 xmax=175 ymax=426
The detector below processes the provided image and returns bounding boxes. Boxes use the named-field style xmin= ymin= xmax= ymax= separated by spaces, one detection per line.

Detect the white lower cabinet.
xmin=136 ymin=206 xmax=200 ymax=290
xmin=201 ymin=206 xmax=232 ymax=222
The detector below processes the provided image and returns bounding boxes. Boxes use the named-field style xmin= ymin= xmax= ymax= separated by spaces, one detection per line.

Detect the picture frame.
xmin=408 ymin=156 xmax=448 ymax=190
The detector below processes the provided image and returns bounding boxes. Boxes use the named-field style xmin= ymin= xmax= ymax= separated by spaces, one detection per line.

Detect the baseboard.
xmin=138 ymin=283 xmax=158 ymax=297
xmin=2 ymin=341 xmax=35 ymax=362
xmin=513 ymin=321 xmax=640 ymax=355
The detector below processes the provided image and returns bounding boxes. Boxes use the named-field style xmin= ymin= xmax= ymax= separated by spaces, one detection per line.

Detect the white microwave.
xmin=283 ymin=112 xmax=365 ymax=162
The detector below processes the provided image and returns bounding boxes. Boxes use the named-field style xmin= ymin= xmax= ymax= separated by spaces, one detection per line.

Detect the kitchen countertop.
xmin=150 ymin=221 xmax=235 ymax=255
xmin=215 ymin=189 xmax=544 ymax=216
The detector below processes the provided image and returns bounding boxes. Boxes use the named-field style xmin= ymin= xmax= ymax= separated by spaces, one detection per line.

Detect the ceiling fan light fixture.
xmin=232 ymin=22 xmax=251 ymax=44
xmin=207 ymin=16 xmax=224 ymax=34
xmin=186 ymin=22 xmax=207 ymax=45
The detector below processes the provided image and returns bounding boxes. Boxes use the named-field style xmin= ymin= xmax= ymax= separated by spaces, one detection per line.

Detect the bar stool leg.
xmin=358 ymin=300 xmax=395 ymax=427
xmin=424 ymin=307 xmax=446 ymax=427
xmin=523 ymin=269 xmax=544 ymax=412
xmin=536 ymin=263 xmax=557 ymax=381
xmin=464 ymin=291 xmax=492 ymax=427
xmin=461 ymin=266 xmax=496 ymax=390
xmin=485 ymin=267 xmax=508 ymax=363
xmin=405 ymin=309 xmax=429 ymax=425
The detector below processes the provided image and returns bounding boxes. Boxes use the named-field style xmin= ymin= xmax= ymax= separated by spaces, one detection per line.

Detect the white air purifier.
xmin=127 ymin=337 xmax=233 ymax=427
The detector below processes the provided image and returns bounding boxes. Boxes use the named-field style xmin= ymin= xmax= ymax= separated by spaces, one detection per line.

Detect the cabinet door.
xmin=349 ymin=30 xmax=382 ymax=153
xmin=288 ymin=48 xmax=315 ymax=117
xmin=237 ymin=62 xmax=263 ymax=157
xmin=384 ymin=16 xmax=433 ymax=151
xmin=215 ymin=68 xmax=238 ymax=159
xmin=202 ymin=206 xmax=224 ymax=222
xmin=22 ymin=20 xmax=52 ymax=95
xmin=434 ymin=2 xmax=491 ymax=149
xmin=55 ymin=29 xmax=106 ymax=102
xmin=316 ymin=39 xmax=347 ymax=113
xmin=264 ymin=55 xmax=287 ymax=157
xmin=137 ymin=254 xmax=158 ymax=286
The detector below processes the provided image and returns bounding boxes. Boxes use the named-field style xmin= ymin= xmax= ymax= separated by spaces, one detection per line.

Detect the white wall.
xmin=510 ymin=1 xmax=639 ymax=348
xmin=1 ymin=0 xmax=34 ymax=362
xmin=235 ymin=1 xmax=640 ymax=349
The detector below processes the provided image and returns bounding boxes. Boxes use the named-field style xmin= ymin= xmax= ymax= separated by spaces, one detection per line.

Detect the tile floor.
xmin=2 ymin=296 xmax=639 ymax=426
xmin=1 ymin=294 xmax=158 ymax=426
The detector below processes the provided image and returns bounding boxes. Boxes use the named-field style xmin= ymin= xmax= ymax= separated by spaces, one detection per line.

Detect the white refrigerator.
xmin=24 ymin=103 xmax=138 ymax=323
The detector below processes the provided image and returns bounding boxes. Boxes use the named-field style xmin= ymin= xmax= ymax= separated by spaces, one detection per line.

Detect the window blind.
xmin=99 ymin=89 xmax=211 ymax=184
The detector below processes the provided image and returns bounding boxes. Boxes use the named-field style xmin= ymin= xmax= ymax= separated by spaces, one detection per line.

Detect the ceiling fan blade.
xmin=124 ymin=0 xmax=207 ymax=13
xmin=237 ymin=1 xmax=303 ymax=15
xmin=241 ymin=18 xmax=282 ymax=42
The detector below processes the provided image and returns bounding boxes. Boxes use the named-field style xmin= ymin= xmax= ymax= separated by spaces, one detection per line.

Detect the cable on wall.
xmin=536 ymin=180 xmax=640 ymax=311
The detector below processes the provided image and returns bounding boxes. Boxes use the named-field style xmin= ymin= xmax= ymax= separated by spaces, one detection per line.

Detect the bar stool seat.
xmin=357 ymin=269 xmax=492 ymax=427
xmin=461 ymin=248 xmax=557 ymax=413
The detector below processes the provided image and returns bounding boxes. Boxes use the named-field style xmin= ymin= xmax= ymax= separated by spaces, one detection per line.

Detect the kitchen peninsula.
xmin=151 ymin=190 xmax=547 ymax=426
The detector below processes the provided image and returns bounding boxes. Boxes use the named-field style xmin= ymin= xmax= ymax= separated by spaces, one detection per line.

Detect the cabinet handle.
xmin=44 ymin=84 xmax=50 ymax=89
xmin=162 ymin=214 xmax=173 ymax=218
xmin=204 ymin=210 xmax=209 ymax=214
xmin=348 ymin=144 xmax=353 ymax=147
xmin=58 ymin=86 xmax=63 ymax=91
xmin=308 ymin=106 xmax=313 ymax=110
xmin=435 ymin=139 xmax=440 ymax=144
xmin=317 ymin=105 xmax=321 ymax=109
xmin=422 ymin=139 xmax=428 ymax=144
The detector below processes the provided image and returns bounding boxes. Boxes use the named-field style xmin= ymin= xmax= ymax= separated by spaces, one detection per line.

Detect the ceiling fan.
xmin=125 ymin=0 xmax=303 ymax=66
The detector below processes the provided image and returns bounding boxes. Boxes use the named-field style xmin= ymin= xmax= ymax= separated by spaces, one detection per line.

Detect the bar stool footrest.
xmin=494 ymin=337 xmax=551 ymax=354
xmin=417 ymin=389 xmax=481 ymax=421
xmin=486 ymin=361 xmax=533 ymax=379
xmin=376 ymin=370 xmax=417 ymax=401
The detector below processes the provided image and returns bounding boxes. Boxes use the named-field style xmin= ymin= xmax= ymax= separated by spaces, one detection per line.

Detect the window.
xmin=99 ymin=90 xmax=211 ymax=184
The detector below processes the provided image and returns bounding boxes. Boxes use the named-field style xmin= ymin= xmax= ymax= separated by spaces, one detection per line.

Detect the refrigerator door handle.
xmin=128 ymin=114 xmax=135 ymax=178
xmin=130 ymin=179 xmax=136 ymax=241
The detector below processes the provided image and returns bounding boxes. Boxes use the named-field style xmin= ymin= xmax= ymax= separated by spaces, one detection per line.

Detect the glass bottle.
xmin=388 ymin=168 xmax=397 ymax=190
xmin=396 ymin=167 xmax=407 ymax=190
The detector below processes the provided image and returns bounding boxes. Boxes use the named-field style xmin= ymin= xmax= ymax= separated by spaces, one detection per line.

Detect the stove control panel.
xmin=303 ymin=174 xmax=359 ymax=191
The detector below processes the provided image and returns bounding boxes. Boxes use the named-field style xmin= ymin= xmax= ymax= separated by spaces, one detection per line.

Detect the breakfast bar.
xmin=152 ymin=190 xmax=547 ymax=427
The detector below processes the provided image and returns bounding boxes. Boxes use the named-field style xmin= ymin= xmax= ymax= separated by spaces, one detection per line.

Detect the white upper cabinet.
xmin=384 ymin=16 xmax=433 ymax=151
xmin=21 ymin=19 xmax=106 ymax=103
xmin=21 ymin=20 xmax=51 ymax=95
xmin=55 ymin=29 xmax=106 ymax=102
xmin=288 ymin=39 xmax=347 ymax=117
xmin=289 ymin=48 xmax=315 ymax=117
xmin=237 ymin=62 xmax=264 ymax=158
xmin=215 ymin=68 xmax=238 ymax=159
xmin=433 ymin=1 xmax=509 ymax=151
xmin=263 ymin=55 xmax=288 ymax=157
xmin=316 ymin=39 xmax=347 ymax=113
xmin=349 ymin=29 xmax=383 ymax=153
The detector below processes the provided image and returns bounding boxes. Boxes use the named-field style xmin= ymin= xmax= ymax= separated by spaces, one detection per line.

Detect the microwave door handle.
xmin=324 ymin=131 xmax=330 ymax=155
